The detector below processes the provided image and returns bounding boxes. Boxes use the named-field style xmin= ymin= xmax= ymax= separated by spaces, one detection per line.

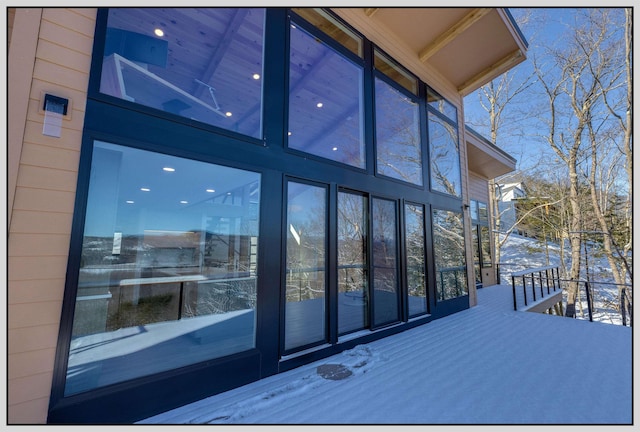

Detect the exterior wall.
xmin=7 ymin=8 xmax=96 ymax=424
xmin=7 ymin=7 xmax=508 ymax=424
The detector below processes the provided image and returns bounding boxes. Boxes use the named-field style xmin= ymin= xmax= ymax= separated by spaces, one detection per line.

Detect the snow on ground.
xmin=140 ymin=284 xmax=632 ymax=425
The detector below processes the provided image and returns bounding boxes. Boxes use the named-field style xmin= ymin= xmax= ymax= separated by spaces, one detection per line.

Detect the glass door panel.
xmin=337 ymin=191 xmax=368 ymax=334
xmin=405 ymin=203 xmax=427 ymax=316
xmin=284 ymin=181 xmax=327 ymax=351
xmin=371 ymin=197 xmax=400 ymax=327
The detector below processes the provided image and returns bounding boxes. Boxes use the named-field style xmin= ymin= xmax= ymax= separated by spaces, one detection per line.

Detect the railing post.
xmin=545 ymin=269 xmax=550 ymax=294
xmin=522 ymin=275 xmax=528 ymax=306
xmin=512 ymin=275 xmax=517 ymax=311
xmin=531 ymin=274 xmax=536 ymax=302
xmin=621 ymin=287 xmax=627 ymax=326
xmin=584 ymin=282 xmax=593 ymax=322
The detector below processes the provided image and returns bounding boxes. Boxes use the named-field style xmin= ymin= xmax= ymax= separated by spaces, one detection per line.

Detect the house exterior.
xmin=7 ymin=7 xmax=527 ymax=424
xmin=496 ymin=181 xmax=527 ymax=234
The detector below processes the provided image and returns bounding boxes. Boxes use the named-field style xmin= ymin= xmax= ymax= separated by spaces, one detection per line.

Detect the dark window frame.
xmin=50 ymin=7 xmax=470 ymax=423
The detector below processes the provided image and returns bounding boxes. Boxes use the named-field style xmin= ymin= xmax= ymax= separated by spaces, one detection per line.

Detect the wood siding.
xmin=7 ymin=8 xmax=97 ymax=424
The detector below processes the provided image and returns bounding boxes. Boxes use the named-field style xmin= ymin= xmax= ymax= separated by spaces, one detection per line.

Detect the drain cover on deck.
xmin=317 ymin=363 xmax=353 ymax=380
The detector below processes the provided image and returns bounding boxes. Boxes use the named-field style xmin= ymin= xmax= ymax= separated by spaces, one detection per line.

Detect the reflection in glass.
xmin=374 ymin=49 xmax=417 ymax=95
xmin=372 ymin=198 xmax=399 ymax=326
xmin=285 ymin=182 xmax=327 ymax=351
xmin=100 ymin=8 xmax=265 ymax=138
xmin=480 ymin=225 xmax=492 ymax=269
xmin=405 ymin=203 xmax=427 ymax=316
xmin=65 ymin=141 xmax=260 ymax=396
xmin=433 ymin=209 xmax=468 ymax=301
xmin=472 ymin=225 xmax=482 ymax=287
xmin=429 ymin=112 xmax=461 ymax=197
xmin=288 ymin=22 xmax=365 ymax=168
xmin=427 ymin=87 xmax=458 ymax=122
xmin=375 ymin=78 xmax=422 ymax=185
xmin=291 ymin=8 xmax=363 ymax=57
xmin=338 ymin=191 xmax=368 ymax=334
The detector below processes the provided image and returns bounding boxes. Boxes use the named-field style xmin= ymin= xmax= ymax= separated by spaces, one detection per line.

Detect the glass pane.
xmin=480 ymin=225 xmax=492 ymax=268
xmin=470 ymin=199 xmax=479 ymax=222
xmin=289 ymin=22 xmax=365 ymax=168
xmin=338 ymin=191 xmax=368 ymax=334
xmin=433 ymin=209 xmax=468 ymax=301
xmin=65 ymin=141 xmax=260 ymax=396
xmin=372 ymin=198 xmax=399 ymax=326
xmin=478 ymin=202 xmax=489 ymax=223
xmin=100 ymin=8 xmax=265 ymax=139
xmin=429 ymin=112 xmax=461 ymax=197
xmin=427 ymin=87 xmax=457 ymax=122
xmin=375 ymin=77 xmax=422 ymax=185
xmin=374 ymin=49 xmax=417 ymax=95
xmin=292 ymin=8 xmax=363 ymax=57
xmin=285 ymin=182 xmax=327 ymax=351
xmin=405 ymin=203 xmax=427 ymax=316
xmin=472 ymin=225 xmax=482 ymax=286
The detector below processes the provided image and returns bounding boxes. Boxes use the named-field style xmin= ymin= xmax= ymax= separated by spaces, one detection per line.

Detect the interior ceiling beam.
xmin=364 ymin=8 xmax=379 ymax=17
xmin=457 ymin=49 xmax=525 ymax=95
xmin=418 ymin=8 xmax=492 ymax=62
xmin=192 ymin=9 xmax=248 ymax=99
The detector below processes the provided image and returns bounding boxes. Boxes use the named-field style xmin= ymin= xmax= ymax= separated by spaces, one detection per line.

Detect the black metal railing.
xmin=510 ymin=266 xmax=562 ymax=311
xmin=568 ymin=279 xmax=633 ymax=326
xmin=509 ymin=267 xmax=633 ymax=326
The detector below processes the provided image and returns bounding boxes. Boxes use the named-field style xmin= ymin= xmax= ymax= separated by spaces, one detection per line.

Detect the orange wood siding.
xmin=7 ymin=8 xmax=97 ymax=424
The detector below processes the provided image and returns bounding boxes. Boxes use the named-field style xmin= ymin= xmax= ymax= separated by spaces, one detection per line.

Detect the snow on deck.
xmin=139 ymin=284 xmax=632 ymax=425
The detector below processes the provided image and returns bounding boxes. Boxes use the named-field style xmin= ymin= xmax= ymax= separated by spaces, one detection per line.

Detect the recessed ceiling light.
xmin=126 ymin=200 xmax=134 ymax=204
xmin=140 ymin=188 xmax=150 ymax=192
xmin=225 ymin=112 xmax=233 ymax=117
xmin=253 ymin=73 xmax=260 ymax=80
xmin=332 ymin=147 xmax=338 ymax=151
xmin=206 ymin=189 xmax=215 ymax=193
xmin=163 ymin=167 xmax=175 ymax=172
xmin=154 ymin=28 xmax=164 ymax=37
xmin=316 ymin=102 xmax=323 ymax=108
xmin=180 ymin=200 xmax=188 ymax=204
xmin=288 ymin=131 xmax=292 ymax=136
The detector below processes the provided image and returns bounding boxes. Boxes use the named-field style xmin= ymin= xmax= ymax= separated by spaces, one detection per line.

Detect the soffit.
xmin=466 ymin=130 xmax=517 ymax=179
xmin=348 ymin=7 xmax=527 ymax=96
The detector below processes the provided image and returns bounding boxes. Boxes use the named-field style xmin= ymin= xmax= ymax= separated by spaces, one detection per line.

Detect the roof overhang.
xmin=334 ymin=7 xmax=528 ymax=96
xmin=466 ymin=127 xmax=517 ymax=179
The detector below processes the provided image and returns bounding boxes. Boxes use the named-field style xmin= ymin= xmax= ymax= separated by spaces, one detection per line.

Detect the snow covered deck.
xmin=139 ymin=284 xmax=632 ymax=425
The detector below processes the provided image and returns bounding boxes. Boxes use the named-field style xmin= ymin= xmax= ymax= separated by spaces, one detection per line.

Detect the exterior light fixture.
xmin=225 ymin=112 xmax=233 ymax=117
xmin=163 ymin=167 xmax=175 ymax=172
xmin=253 ymin=73 xmax=260 ymax=80
xmin=316 ymin=102 xmax=323 ymax=108
xmin=126 ymin=200 xmax=134 ymax=204
xmin=206 ymin=189 xmax=215 ymax=193
xmin=154 ymin=28 xmax=164 ymax=37
xmin=140 ymin=188 xmax=150 ymax=192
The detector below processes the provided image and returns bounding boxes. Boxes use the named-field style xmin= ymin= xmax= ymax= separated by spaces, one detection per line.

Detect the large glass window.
xmin=337 ymin=191 xmax=368 ymax=334
xmin=100 ymin=8 xmax=265 ymax=138
xmin=65 ymin=141 xmax=260 ymax=396
xmin=285 ymin=181 xmax=327 ymax=351
xmin=429 ymin=112 xmax=462 ymax=197
xmin=371 ymin=197 xmax=399 ymax=327
xmin=432 ymin=209 xmax=468 ymax=301
xmin=375 ymin=77 xmax=422 ymax=186
xmin=405 ymin=203 xmax=427 ymax=316
xmin=288 ymin=18 xmax=365 ymax=168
